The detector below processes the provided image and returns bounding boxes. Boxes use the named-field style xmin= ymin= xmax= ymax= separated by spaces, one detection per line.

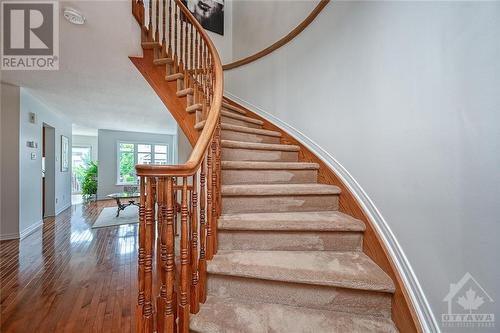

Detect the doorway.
xmin=42 ymin=124 xmax=55 ymax=218
xmin=71 ymin=145 xmax=92 ymax=205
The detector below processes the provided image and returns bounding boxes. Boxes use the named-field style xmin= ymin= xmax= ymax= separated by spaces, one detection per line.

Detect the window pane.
xmin=119 ymin=152 xmax=136 ymax=183
xmin=155 ymin=145 xmax=167 ymax=154
xmin=138 ymin=144 xmax=151 ymax=153
xmin=72 ymin=147 xmax=91 ymax=168
xmin=138 ymin=153 xmax=151 ymax=165
xmin=154 ymin=153 xmax=167 ymax=164
xmin=119 ymin=143 xmax=134 ymax=152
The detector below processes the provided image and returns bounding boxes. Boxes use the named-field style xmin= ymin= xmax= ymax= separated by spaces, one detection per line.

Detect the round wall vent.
xmin=63 ymin=8 xmax=86 ymax=25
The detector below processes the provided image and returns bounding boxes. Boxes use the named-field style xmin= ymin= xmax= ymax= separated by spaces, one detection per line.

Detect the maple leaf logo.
xmin=457 ymin=288 xmax=485 ymax=313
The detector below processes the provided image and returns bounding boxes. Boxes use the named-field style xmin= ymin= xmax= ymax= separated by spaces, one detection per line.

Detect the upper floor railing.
xmin=131 ymin=0 xmax=223 ymax=332
xmin=222 ymin=0 xmax=330 ymax=70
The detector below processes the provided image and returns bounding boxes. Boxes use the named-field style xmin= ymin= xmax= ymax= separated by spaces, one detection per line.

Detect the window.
xmin=117 ymin=142 xmax=169 ymax=184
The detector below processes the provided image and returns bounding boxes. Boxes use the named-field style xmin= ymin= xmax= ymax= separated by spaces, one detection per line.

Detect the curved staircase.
xmin=130 ymin=0 xmax=419 ymax=331
xmin=188 ymin=102 xmax=398 ymax=333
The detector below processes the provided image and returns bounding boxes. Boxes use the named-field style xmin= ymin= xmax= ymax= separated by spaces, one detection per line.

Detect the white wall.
xmin=97 ymin=129 xmax=176 ymax=199
xmin=0 ymin=85 xmax=72 ymax=239
xmin=226 ymin=1 xmax=500 ymax=329
xmin=20 ymin=90 xmax=73 ymax=233
xmin=210 ymin=0 xmax=233 ymax=63
xmin=0 ymin=83 xmax=20 ymax=240
xmin=232 ymin=0 xmax=318 ymax=60
xmin=73 ymin=135 xmax=98 ymax=161
xmin=177 ymin=125 xmax=192 ymax=164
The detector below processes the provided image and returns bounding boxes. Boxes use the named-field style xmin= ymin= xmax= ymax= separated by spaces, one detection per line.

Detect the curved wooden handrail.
xmin=223 ymin=0 xmax=329 ymax=70
xmin=135 ymin=0 xmax=223 ymax=177
xmin=132 ymin=0 xmax=224 ymax=331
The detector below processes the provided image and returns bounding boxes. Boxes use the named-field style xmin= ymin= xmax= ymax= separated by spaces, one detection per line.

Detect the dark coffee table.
xmin=107 ymin=192 xmax=140 ymax=217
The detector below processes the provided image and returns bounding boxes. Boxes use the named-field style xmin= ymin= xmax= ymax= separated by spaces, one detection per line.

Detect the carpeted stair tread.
xmin=221 ymin=110 xmax=264 ymax=125
xmin=218 ymin=211 xmax=365 ymax=232
xmin=221 ymin=140 xmax=300 ymax=152
xmin=208 ymin=250 xmax=395 ymax=293
xmin=190 ymin=296 xmax=398 ymax=333
xmin=222 ymin=101 xmax=247 ymax=115
xmin=177 ymin=87 xmax=193 ymax=96
xmin=222 ymin=161 xmax=319 ymax=170
xmin=165 ymin=72 xmax=184 ymax=81
xmin=221 ymin=123 xmax=281 ymax=137
xmin=221 ymin=183 xmax=341 ymax=196
xmin=153 ymin=57 xmax=173 ymax=65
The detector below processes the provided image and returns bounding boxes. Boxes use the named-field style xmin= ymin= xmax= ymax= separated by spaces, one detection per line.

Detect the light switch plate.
xmin=26 ymin=141 xmax=38 ymax=148
xmin=31 ymin=152 xmax=36 ymax=160
xmin=29 ymin=112 xmax=37 ymax=124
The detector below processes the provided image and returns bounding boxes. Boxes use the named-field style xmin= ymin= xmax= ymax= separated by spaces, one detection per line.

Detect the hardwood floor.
xmin=0 ymin=201 xmax=138 ymax=332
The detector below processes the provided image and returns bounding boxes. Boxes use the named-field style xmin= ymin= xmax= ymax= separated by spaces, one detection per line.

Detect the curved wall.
xmin=231 ymin=0 xmax=318 ymax=60
xmin=225 ymin=1 xmax=500 ymax=329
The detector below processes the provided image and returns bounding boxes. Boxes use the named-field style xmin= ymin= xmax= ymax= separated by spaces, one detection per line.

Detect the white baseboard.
xmin=225 ymin=91 xmax=441 ymax=333
xmin=0 ymin=232 xmax=20 ymax=241
xmin=55 ymin=202 xmax=72 ymax=215
xmin=20 ymin=219 xmax=43 ymax=239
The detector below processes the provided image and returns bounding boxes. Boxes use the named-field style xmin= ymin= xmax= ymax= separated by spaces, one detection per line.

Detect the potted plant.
xmin=80 ymin=161 xmax=98 ymax=201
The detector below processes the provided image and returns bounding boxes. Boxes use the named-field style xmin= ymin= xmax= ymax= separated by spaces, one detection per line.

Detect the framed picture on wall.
xmin=184 ymin=0 xmax=224 ymax=35
xmin=61 ymin=135 xmax=69 ymax=172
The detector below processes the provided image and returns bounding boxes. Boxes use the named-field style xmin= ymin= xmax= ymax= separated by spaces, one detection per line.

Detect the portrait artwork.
xmin=185 ymin=0 xmax=224 ymax=35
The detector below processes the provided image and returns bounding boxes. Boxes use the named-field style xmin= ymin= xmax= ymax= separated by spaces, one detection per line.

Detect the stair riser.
xmin=218 ymin=231 xmax=363 ymax=251
xmin=222 ymin=148 xmax=298 ymax=162
xmin=221 ymin=130 xmax=280 ymax=144
xmin=222 ymin=169 xmax=317 ymax=185
xmin=222 ymin=195 xmax=339 ymax=214
xmin=207 ymin=275 xmax=392 ymax=318
xmin=221 ymin=116 xmax=262 ymax=129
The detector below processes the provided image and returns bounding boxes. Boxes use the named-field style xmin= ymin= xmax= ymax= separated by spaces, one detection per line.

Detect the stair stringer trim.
xmin=224 ymin=91 xmax=440 ymax=333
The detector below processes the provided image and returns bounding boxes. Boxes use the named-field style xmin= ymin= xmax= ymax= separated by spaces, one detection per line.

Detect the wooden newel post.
xmin=178 ymin=177 xmax=190 ymax=332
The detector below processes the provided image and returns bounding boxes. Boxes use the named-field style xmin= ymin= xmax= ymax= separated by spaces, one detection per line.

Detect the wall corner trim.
xmin=224 ymin=90 xmax=441 ymax=333
xmin=20 ymin=220 xmax=43 ymax=240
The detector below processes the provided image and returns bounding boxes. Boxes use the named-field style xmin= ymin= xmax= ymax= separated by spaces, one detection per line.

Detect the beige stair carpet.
xmin=184 ymin=98 xmax=399 ymax=332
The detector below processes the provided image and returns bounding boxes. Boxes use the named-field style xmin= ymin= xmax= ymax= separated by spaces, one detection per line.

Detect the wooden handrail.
xmin=223 ymin=0 xmax=329 ymax=70
xmin=131 ymin=0 xmax=223 ymax=331
xmin=136 ymin=0 xmax=223 ymax=177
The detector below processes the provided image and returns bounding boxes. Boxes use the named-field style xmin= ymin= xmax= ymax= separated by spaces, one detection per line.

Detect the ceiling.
xmin=1 ymin=0 xmax=177 ymax=135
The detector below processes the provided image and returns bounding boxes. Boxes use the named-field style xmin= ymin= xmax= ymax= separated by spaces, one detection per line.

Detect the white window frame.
xmin=116 ymin=141 xmax=170 ymax=185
